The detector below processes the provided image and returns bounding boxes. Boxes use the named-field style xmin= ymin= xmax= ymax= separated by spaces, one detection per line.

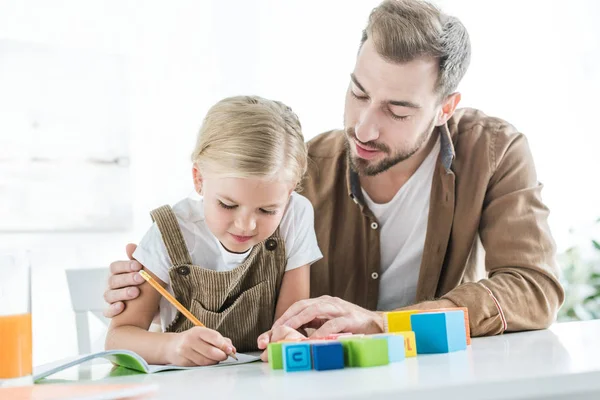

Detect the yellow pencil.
xmin=139 ymin=270 xmax=238 ymax=360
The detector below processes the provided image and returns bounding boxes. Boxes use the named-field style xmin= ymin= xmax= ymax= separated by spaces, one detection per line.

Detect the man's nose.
xmin=355 ymin=106 xmax=380 ymax=143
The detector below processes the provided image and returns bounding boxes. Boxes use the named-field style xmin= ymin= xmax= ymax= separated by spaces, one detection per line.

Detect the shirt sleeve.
xmin=282 ymin=193 xmax=323 ymax=272
xmin=132 ymin=222 xmax=172 ymax=285
xmin=441 ymin=132 xmax=564 ymax=335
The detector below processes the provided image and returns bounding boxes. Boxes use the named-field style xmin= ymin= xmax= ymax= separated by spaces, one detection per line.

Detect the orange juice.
xmin=0 ymin=313 xmax=32 ymax=379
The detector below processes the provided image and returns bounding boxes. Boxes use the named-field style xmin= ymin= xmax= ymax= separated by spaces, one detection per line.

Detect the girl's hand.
xmin=165 ymin=326 xmax=235 ymax=366
xmin=257 ymin=325 xmax=306 ymax=362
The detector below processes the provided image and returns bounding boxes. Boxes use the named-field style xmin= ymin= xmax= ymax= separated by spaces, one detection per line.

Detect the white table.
xmin=43 ymin=320 xmax=600 ymax=400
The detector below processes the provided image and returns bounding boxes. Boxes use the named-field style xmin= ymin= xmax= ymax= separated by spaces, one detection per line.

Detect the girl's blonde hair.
xmin=191 ymin=96 xmax=307 ymax=188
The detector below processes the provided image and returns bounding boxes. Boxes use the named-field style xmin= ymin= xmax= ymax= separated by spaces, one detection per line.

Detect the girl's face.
xmin=194 ymin=167 xmax=294 ymax=253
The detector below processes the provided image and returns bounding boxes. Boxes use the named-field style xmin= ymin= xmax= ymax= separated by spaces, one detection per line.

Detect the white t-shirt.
xmin=362 ymin=137 xmax=441 ymax=311
xmin=133 ymin=191 xmax=323 ymax=329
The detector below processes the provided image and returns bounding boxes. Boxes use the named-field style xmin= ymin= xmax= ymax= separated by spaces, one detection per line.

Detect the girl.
xmin=105 ymin=96 xmax=322 ymax=366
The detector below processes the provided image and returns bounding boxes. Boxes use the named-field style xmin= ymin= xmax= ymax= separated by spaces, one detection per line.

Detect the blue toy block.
xmin=410 ymin=311 xmax=467 ymax=354
xmin=311 ymin=342 xmax=345 ymax=371
xmin=282 ymin=343 xmax=312 ymax=372
xmin=374 ymin=334 xmax=406 ymax=363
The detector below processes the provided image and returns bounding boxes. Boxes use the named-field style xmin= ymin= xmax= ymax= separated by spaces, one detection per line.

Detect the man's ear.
xmin=192 ymin=164 xmax=203 ymax=194
xmin=436 ymin=92 xmax=461 ymax=126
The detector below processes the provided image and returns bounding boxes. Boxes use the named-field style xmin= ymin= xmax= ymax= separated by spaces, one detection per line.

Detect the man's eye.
xmin=390 ymin=113 xmax=410 ymax=121
xmin=351 ymin=91 xmax=368 ymax=101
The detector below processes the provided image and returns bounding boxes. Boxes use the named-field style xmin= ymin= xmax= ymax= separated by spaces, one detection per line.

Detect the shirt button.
xmin=370 ymin=222 xmax=379 ymax=230
xmin=371 ymin=272 xmax=379 ymax=280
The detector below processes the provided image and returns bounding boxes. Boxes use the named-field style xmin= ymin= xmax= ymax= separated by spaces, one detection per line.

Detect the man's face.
xmin=344 ymin=39 xmax=442 ymax=176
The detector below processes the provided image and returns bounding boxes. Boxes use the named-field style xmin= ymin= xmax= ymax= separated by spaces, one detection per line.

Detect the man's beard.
xmin=344 ymin=119 xmax=436 ymax=176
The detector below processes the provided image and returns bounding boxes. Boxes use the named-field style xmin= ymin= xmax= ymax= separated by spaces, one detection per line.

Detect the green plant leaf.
xmin=592 ymin=240 xmax=600 ymax=251
xmin=583 ymin=294 xmax=599 ymax=303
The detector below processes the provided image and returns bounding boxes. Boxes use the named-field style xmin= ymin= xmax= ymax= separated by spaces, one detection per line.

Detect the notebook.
xmin=33 ymin=349 xmax=260 ymax=382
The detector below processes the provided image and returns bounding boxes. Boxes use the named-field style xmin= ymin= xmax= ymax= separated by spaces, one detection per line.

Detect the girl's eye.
xmin=260 ymin=208 xmax=278 ymax=216
xmin=218 ymin=201 xmax=237 ymax=210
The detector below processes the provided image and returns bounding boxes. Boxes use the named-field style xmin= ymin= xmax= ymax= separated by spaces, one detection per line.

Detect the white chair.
xmin=65 ymin=267 xmax=110 ymax=355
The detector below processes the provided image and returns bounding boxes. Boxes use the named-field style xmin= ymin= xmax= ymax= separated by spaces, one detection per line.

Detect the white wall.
xmin=0 ymin=0 xmax=598 ymax=365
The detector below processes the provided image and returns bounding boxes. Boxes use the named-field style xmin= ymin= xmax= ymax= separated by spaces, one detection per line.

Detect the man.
xmin=104 ymin=0 xmax=564 ymax=341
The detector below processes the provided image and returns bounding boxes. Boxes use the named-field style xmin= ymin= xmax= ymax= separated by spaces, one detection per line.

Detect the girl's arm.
xmin=105 ymin=268 xmax=233 ymax=366
xmin=274 ymin=264 xmax=310 ymax=321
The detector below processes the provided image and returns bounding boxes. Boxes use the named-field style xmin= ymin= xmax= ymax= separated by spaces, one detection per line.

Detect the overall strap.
xmin=150 ymin=205 xmax=193 ymax=267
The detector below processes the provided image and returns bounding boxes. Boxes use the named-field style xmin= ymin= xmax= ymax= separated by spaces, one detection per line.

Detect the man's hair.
xmin=361 ymin=0 xmax=471 ymax=98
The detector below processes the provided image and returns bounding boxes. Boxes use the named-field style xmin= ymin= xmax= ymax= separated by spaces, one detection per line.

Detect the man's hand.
xmin=257 ymin=325 xmax=306 ymax=362
xmin=271 ymin=295 xmax=385 ymax=338
xmin=103 ymin=243 xmax=145 ymax=318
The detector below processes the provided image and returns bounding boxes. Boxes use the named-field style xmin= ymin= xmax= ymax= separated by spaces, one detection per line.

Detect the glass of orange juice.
xmin=0 ymin=250 xmax=33 ymax=387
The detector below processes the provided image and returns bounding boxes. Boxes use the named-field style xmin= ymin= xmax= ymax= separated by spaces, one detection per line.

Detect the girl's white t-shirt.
xmin=133 ymin=191 xmax=323 ymax=329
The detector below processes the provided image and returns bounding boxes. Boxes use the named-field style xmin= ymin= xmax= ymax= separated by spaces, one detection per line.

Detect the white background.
xmin=0 ymin=0 xmax=598 ymax=365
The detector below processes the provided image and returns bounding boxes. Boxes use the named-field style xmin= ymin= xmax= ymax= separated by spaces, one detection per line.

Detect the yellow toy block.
xmin=384 ymin=310 xmax=419 ymax=333
xmin=394 ymin=331 xmax=417 ymax=357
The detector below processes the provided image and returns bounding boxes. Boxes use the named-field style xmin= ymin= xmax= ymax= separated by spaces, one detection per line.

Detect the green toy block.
xmin=268 ymin=342 xmax=283 ymax=370
xmin=352 ymin=338 xmax=389 ymax=367
xmin=340 ymin=339 xmax=355 ymax=367
xmin=339 ymin=336 xmax=364 ymax=367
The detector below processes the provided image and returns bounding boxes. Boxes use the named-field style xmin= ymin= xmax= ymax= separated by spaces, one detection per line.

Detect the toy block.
xmin=311 ymin=342 xmax=345 ymax=371
xmin=338 ymin=336 xmax=359 ymax=367
xmin=371 ymin=333 xmax=405 ymax=363
xmin=282 ymin=343 xmax=312 ymax=372
xmin=352 ymin=338 xmax=389 ymax=367
xmin=421 ymin=307 xmax=471 ymax=345
xmin=410 ymin=311 xmax=467 ymax=354
xmin=384 ymin=310 xmax=419 ymax=332
xmin=268 ymin=342 xmax=283 ymax=370
xmin=322 ymin=333 xmax=353 ymax=340
xmin=387 ymin=307 xmax=471 ymax=345
xmin=394 ymin=331 xmax=417 ymax=357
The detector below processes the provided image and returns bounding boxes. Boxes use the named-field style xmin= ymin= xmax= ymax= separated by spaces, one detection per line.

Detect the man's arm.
xmin=103 ymin=243 xmax=145 ymax=318
xmin=441 ymin=132 xmax=564 ymax=336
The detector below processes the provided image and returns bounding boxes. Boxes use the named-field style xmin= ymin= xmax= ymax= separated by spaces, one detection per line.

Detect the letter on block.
xmin=282 ymin=343 xmax=312 ymax=372
xmin=394 ymin=331 xmax=417 ymax=357
xmin=410 ymin=311 xmax=467 ymax=354
xmin=268 ymin=342 xmax=283 ymax=370
xmin=352 ymin=338 xmax=389 ymax=367
xmin=384 ymin=310 xmax=419 ymax=333
xmin=311 ymin=342 xmax=345 ymax=371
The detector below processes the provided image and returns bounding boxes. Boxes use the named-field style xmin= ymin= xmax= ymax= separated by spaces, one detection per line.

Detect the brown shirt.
xmin=302 ymin=108 xmax=564 ymax=337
